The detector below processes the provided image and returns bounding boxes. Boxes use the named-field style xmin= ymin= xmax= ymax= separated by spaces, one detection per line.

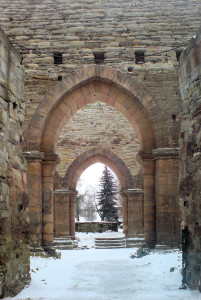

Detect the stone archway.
xmin=25 ymin=65 xmax=168 ymax=152
xmin=62 ymin=147 xmax=134 ymax=190
xmin=53 ymin=147 xmax=143 ymax=238
xmin=25 ymin=65 xmax=180 ymax=248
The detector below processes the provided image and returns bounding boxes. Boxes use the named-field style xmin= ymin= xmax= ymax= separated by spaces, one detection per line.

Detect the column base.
xmin=42 ymin=244 xmax=61 ymax=258
xmin=29 ymin=234 xmax=42 ymax=248
xmin=144 ymin=236 xmax=156 ymax=249
xmin=155 ymin=242 xmax=181 ymax=250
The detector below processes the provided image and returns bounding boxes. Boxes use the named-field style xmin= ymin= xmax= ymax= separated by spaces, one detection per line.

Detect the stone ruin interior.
xmin=0 ymin=0 xmax=200 ymax=297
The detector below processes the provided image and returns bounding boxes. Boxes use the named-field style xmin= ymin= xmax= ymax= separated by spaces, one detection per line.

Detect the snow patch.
xmin=6 ymin=233 xmax=201 ymax=300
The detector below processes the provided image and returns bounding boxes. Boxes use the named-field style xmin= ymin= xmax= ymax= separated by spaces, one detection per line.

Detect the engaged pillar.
xmin=120 ymin=191 xmax=128 ymax=236
xmin=121 ymin=189 xmax=144 ymax=237
xmin=153 ymin=148 xmax=180 ymax=246
xmin=42 ymin=153 xmax=59 ymax=245
xmin=128 ymin=189 xmax=144 ymax=236
xmin=139 ymin=150 xmax=156 ymax=247
xmin=69 ymin=190 xmax=77 ymax=238
xmin=54 ymin=190 xmax=71 ymax=237
xmin=24 ymin=151 xmax=44 ymax=247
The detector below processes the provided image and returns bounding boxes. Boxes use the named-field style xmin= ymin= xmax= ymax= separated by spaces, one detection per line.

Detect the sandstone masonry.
xmin=0 ymin=0 xmax=200 ymax=294
xmin=56 ymin=102 xmax=141 ymax=185
xmin=179 ymin=26 xmax=201 ymax=291
xmin=0 ymin=0 xmax=199 ymax=250
xmin=0 ymin=28 xmax=30 ymax=297
xmin=0 ymin=0 xmax=200 ymax=151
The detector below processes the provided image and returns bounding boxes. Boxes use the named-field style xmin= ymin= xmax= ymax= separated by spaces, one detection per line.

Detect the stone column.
xmin=128 ymin=189 xmax=144 ymax=236
xmin=153 ymin=148 xmax=180 ymax=246
xmin=121 ymin=189 xmax=144 ymax=237
xmin=54 ymin=190 xmax=71 ymax=237
xmin=120 ymin=191 xmax=128 ymax=236
xmin=42 ymin=153 xmax=59 ymax=246
xmin=139 ymin=150 xmax=156 ymax=247
xmin=69 ymin=190 xmax=77 ymax=238
xmin=24 ymin=151 xmax=44 ymax=247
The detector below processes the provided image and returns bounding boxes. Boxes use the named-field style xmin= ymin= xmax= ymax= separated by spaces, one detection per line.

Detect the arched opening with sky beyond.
xmin=26 ymin=65 xmax=180 ymax=249
xmin=75 ymin=163 xmax=122 ymax=223
xmin=1 ymin=1 xmax=201 ymax=296
xmin=54 ymin=145 xmax=138 ymax=238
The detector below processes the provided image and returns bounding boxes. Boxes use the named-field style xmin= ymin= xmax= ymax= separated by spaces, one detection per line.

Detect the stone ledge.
xmin=23 ymin=151 xmax=44 ymax=161
xmin=153 ymin=147 xmax=179 ymax=159
xmin=54 ymin=189 xmax=75 ymax=195
xmin=138 ymin=149 xmax=154 ymax=160
xmin=120 ymin=188 xmax=144 ymax=195
xmin=43 ymin=152 xmax=60 ymax=164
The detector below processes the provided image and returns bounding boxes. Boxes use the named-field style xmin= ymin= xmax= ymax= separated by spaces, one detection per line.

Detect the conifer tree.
xmin=97 ymin=166 xmax=118 ymax=222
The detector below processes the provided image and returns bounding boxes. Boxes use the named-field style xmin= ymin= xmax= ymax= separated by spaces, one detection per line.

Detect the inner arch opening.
xmin=40 ymin=78 xmax=156 ymax=153
xmin=76 ymin=162 xmax=122 ymax=223
xmin=56 ymin=101 xmax=141 ymax=189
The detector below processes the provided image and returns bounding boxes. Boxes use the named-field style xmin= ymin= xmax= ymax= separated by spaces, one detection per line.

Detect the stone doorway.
xmin=25 ymin=65 xmax=181 ymax=249
xmin=53 ymin=157 xmax=144 ymax=239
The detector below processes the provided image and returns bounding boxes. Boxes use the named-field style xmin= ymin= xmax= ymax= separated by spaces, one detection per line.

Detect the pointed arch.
xmin=26 ymin=65 xmax=167 ymax=153
xmin=26 ymin=65 xmax=174 ymax=246
xmin=62 ymin=147 xmax=134 ymax=190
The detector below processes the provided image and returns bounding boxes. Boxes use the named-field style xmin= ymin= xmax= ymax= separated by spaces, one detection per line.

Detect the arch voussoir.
xmin=62 ymin=147 xmax=134 ymax=191
xmin=26 ymin=65 xmax=168 ymax=153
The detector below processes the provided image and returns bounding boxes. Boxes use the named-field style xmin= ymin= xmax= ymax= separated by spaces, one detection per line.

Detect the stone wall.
xmin=56 ymin=102 xmax=140 ymax=184
xmin=0 ymin=28 xmax=30 ymax=297
xmin=179 ymin=26 xmax=201 ymax=290
xmin=75 ymin=222 xmax=118 ymax=233
xmin=0 ymin=1 xmax=200 ymax=204
xmin=0 ymin=0 xmax=200 ymax=153
xmin=0 ymin=0 xmax=200 ymax=257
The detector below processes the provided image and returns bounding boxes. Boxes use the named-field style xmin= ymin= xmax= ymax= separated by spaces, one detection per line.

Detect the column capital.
xmin=42 ymin=152 xmax=60 ymax=164
xmin=152 ymin=147 xmax=179 ymax=159
xmin=120 ymin=188 xmax=144 ymax=196
xmin=138 ymin=150 xmax=154 ymax=160
xmin=69 ymin=190 xmax=78 ymax=197
xmin=23 ymin=151 xmax=44 ymax=162
xmin=54 ymin=189 xmax=75 ymax=196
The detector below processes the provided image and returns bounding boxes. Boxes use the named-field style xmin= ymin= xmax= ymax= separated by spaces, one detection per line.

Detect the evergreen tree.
xmin=97 ymin=166 xmax=118 ymax=222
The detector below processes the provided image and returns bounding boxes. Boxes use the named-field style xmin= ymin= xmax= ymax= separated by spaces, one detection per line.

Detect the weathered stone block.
xmin=0 ymin=28 xmax=30 ymax=298
xmin=179 ymin=26 xmax=201 ymax=291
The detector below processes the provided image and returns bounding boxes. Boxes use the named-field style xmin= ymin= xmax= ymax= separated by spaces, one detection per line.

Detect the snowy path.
xmin=9 ymin=246 xmax=201 ymax=300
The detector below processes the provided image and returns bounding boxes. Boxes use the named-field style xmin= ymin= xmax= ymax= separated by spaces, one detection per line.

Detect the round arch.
xmin=62 ymin=147 xmax=134 ymax=190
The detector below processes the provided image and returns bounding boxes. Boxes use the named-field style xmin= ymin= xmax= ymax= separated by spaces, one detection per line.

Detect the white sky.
xmin=76 ymin=162 xmax=118 ymax=195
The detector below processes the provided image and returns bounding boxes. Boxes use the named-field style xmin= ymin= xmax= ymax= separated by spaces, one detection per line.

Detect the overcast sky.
xmin=76 ymin=163 xmax=118 ymax=195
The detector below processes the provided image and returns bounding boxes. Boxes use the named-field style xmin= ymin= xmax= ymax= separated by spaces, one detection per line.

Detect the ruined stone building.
xmin=179 ymin=27 xmax=201 ymax=290
xmin=0 ymin=0 xmax=200 ymax=297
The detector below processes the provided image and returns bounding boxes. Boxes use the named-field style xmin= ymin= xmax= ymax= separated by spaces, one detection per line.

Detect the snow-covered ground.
xmin=7 ymin=232 xmax=201 ymax=300
xmin=76 ymin=231 xmax=125 ymax=248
